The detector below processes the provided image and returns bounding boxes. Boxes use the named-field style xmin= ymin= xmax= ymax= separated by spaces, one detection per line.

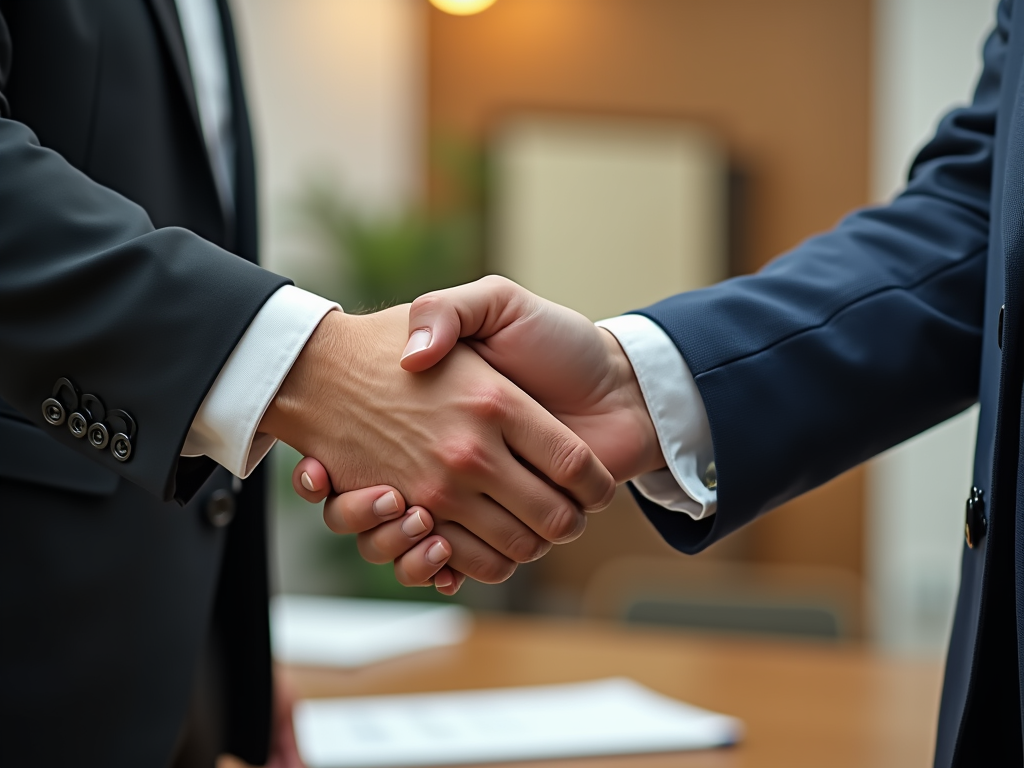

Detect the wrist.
xmin=259 ymin=309 xmax=349 ymax=449
xmin=599 ymin=328 xmax=666 ymax=479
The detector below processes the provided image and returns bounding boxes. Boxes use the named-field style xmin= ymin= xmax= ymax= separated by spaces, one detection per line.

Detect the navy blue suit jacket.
xmin=631 ymin=1 xmax=1024 ymax=764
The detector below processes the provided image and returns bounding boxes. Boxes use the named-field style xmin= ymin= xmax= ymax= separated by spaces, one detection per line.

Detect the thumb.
xmin=400 ymin=275 xmax=529 ymax=372
xmin=291 ymin=455 xmax=331 ymax=503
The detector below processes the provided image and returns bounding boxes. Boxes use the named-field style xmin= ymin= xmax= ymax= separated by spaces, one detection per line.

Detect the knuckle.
xmin=468 ymin=385 xmax=509 ymax=421
xmin=464 ymin=549 xmax=517 ymax=584
xmin=549 ymin=436 xmax=593 ymax=486
xmin=340 ymin=503 xmax=369 ymax=533
xmin=410 ymin=291 xmax=442 ymax=316
xmin=393 ymin=563 xmax=424 ymax=587
xmin=480 ymin=274 xmax=512 ymax=292
xmin=322 ymin=502 xmax=348 ymax=534
xmin=545 ymin=502 xmax=586 ymax=543
xmin=355 ymin=535 xmax=389 ymax=565
xmin=436 ymin=436 xmax=489 ymax=476
xmin=505 ymin=529 xmax=551 ymax=563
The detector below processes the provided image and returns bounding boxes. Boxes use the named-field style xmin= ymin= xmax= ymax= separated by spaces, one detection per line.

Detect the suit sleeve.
xmin=0 ymin=12 xmax=289 ymax=503
xmin=629 ymin=0 xmax=1010 ymax=553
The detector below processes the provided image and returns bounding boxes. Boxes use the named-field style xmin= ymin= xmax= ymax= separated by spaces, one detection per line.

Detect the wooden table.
xmin=276 ymin=615 xmax=944 ymax=768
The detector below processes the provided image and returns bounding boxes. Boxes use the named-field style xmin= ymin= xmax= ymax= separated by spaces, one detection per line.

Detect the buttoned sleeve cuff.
xmin=595 ymin=314 xmax=717 ymax=521
xmin=181 ymin=285 xmax=340 ymax=478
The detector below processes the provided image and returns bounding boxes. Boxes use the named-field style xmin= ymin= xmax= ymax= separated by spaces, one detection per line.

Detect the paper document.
xmin=295 ymin=677 xmax=742 ymax=767
xmin=271 ymin=595 xmax=472 ymax=668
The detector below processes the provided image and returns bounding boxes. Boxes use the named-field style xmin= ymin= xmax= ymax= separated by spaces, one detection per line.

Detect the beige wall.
xmin=492 ymin=116 xmax=727 ymax=322
xmin=230 ymin=0 xmax=424 ymax=278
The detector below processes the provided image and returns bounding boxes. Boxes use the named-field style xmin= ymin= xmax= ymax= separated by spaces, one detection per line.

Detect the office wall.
xmin=230 ymin=0 xmax=424 ymax=278
xmin=427 ymin=0 xmax=873 ymax=599
xmin=868 ymin=0 xmax=998 ymax=653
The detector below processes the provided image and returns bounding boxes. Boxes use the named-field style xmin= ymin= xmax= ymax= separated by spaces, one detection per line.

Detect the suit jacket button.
xmin=87 ymin=422 xmax=110 ymax=450
xmin=965 ymin=487 xmax=986 ymax=548
xmin=42 ymin=398 xmax=66 ymax=426
xmin=703 ymin=462 xmax=717 ymax=490
xmin=107 ymin=409 xmax=136 ymax=462
xmin=111 ymin=435 xmax=132 ymax=462
xmin=205 ymin=489 xmax=236 ymax=528
xmin=67 ymin=411 xmax=88 ymax=438
xmin=44 ymin=378 xmax=80 ymax=427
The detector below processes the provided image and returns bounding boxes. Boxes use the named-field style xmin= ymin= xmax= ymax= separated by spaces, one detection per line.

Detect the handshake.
xmin=258 ymin=276 xmax=668 ymax=595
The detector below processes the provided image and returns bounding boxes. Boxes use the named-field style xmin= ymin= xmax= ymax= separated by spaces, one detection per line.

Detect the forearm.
xmin=0 ymin=118 xmax=287 ymax=501
xmin=637 ymin=179 xmax=989 ymax=553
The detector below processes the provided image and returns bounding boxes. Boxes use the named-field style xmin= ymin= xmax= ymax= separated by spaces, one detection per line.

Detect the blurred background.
xmin=229 ymin=0 xmax=997 ymax=657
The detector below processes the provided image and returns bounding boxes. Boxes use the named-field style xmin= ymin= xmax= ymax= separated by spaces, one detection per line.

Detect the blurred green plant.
xmin=293 ymin=135 xmax=486 ymax=312
xmin=275 ymin=135 xmax=488 ymax=602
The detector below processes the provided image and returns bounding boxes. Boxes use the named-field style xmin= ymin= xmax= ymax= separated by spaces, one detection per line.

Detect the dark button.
xmin=67 ymin=411 xmax=88 ymax=438
xmin=87 ymin=422 xmax=110 ymax=450
xmin=205 ymin=489 xmax=236 ymax=528
xmin=998 ymin=304 xmax=1005 ymax=350
xmin=42 ymin=398 xmax=66 ymax=426
xmin=111 ymin=434 xmax=132 ymax=462
xmin=107 ymin=409 xmax=136 ymax=463
xmin=43 ymin=378 xmax=79 ymax=427
xmin=703 ymin=462 xmax=717 ymax=491
xmin=965 ymin=486 xmax=986 ymax=549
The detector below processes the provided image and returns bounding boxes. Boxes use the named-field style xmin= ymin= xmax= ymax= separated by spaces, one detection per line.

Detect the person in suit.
xmin=317 ymin=1 xmax=1024 ymax=764
xmin=0 ymin=2 xmax=617 ymax=766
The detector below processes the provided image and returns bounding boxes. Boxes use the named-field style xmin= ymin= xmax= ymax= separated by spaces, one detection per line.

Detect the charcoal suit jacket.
xmin=631 ymin=1 xmax=1024 ymax=764
xmin=0 ymin=1 xmax=287 ymax=765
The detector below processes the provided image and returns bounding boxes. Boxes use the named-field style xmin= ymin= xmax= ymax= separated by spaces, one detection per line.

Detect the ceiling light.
xmin=429 ymin=0 xmax=498 ymax=16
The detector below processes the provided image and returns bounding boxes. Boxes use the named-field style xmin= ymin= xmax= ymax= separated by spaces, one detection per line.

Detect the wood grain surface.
xmin=252 ymin=615 xmax=944 ymax=768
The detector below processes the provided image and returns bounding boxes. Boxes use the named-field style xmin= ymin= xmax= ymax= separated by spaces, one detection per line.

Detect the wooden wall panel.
xmin=426 ymin=0 xmax=871 ymax=593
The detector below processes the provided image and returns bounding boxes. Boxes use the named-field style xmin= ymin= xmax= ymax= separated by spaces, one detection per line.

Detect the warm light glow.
xmin=429 ymin=0 xmax=497 ymax=16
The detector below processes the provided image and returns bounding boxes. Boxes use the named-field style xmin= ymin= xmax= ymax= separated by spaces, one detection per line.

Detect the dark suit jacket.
xmin=631 ymin=1 xmax=1024 ymax=765
xmin=0 ymin=1 xmax=286 ymax=765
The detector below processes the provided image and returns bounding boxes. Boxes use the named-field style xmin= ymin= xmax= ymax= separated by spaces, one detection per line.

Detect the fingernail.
xmin=372 ymin=491 xmax=400 ymax=518
xmin=300 ymin=472 xmax=316 ymax=492
xmin=426 ymin=540 xmax=450 ymax=565
xmin=434 ymin=571 xmax=454 ymax=588
xmin=401 ymin=509 xmax=429 ymax=537
xmin=401 ymin=329 xmax=432 ymax=360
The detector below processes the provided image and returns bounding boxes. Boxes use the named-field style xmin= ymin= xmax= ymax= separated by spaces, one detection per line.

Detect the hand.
xmin=292 ymin=278 xmax=666 ymax=590
xmin=259 ymin=305 xmax=616 ymax=583
xmin=292 ymin=456 xmax=466 ymax=596
xmin=400 ymin=276 xmax=665 ymax=482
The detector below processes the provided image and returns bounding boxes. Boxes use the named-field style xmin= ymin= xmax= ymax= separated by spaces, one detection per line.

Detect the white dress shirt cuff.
xmin=181 ymin=285 xmax=340 ymax=478
xmin=595 ymin=314 xmax=717 ymax=521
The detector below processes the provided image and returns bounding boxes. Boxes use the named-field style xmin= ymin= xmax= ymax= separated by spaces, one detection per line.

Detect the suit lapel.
xmin=143 ymin=0 xmax=204 ymax=146
xmin=144 ymin=0 xmax=235 ymax=245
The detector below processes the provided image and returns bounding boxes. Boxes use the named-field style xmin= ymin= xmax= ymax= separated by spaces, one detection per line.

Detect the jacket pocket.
xmin=0 ymin=414 xmax=120 ymax=496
